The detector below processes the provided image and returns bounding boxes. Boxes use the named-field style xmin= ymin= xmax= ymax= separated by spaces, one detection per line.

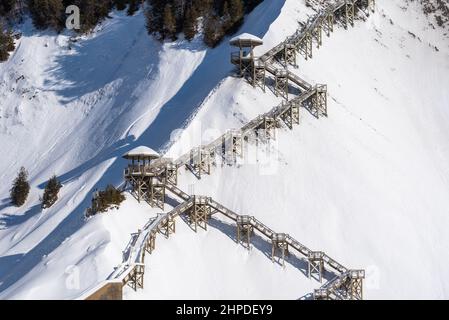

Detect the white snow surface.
xmin=0 ymin=0 xmax=449 ymax=300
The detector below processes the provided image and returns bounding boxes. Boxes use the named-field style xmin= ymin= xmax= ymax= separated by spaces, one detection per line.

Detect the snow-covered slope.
xmin=0 ymin=9 xmax=210 ymax=299
xmin=1 ymin=0 xmax=448 ymax=299
xmin=128 ymin=0 xmax=449 ymax=300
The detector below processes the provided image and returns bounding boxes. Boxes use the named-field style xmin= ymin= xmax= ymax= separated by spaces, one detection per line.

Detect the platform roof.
xmin=123 ymin=146 xmax=160 ymax=160
xmin=229 ymin=33 xmax=263 ymax=47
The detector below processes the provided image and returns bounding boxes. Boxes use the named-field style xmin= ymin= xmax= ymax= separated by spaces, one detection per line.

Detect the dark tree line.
xmin=1 ymin=0 xmax=263 ymax=63
xmin=24 ymin=0 xmax=142 ymax=32
xmin=0 ymin=22 xmax=15 ymax=62
xmin=145 ymin=0 xmax=262 ymax=47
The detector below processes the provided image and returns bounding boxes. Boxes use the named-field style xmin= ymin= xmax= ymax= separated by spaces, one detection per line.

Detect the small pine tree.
xmin=203 ymin=15 xmax=224 ymax=48
xmin=41 ymin=175 xmax=62 ymax=209
xmin=222 ymin=1 xmax=232 ymax=32
xmin=0 ymin=23 xmax=15 ymax=62
xmin=10 ymin=167 xmax=30 ymax=207
xmin=86 ymin=185 xmax=125 ymax=217
xmin=28 ymin=0 xmax=64 ymax=30
xmin=127 ymin=0 xmax=140 ymax=16
xmin=163 ymin=4 xmax=177 ymax=40
xmin=183 ymin=7 xmax=197 ymax=41
xmin=229 ymin=0 xmax=244 ymax=25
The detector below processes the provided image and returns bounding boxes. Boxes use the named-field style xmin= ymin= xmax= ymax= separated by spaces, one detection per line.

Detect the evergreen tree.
xmin=114 ymin=0 xmax=127 ymax=11
xmin=163 ymin=4 xmax=176 ymax=40
xmin=145 ymin=0 xmax=165 ymax=39
xmin=0 ymin=0 xmax=17 ymax=17
xmin=86 ymin=185 xmax=125 ymax=217
xmin=203 ymin=14 xmax=224 ymax=48
xmin=0 ymin=23 xmax=15 ymax=62
xmin=41 ymin=175 xmax=62 ymax=209
xmin=183 ymin=6 xmax=197 ymax=41
xmin=28 ymin=0 xmax=64 ymax=30
xmin=10 ymin=167 xmax=30 ymax=207
xmin=222 ymin=1 xmax=232 ymax=31
xmin=127 ymin=0 xmax=140 ymax=16
xmin=229 ymin=0 xmax=244 ymax=25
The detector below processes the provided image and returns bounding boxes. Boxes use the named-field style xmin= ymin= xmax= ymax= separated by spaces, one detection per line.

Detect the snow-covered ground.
xmin=1 ymin=0 xmax=449 ymax=299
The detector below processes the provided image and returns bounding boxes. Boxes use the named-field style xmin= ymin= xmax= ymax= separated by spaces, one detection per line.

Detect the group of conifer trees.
xmin=0 ymin=1 xmax=17 ymax=61
xmin=9 ymin=167 xmax=125 ymax=216
xmin=9 ymin=167 xmax=62 ymax=209
xmin=0 ymin=23 xmax=15 ymax=62
xmin=1 ymin=0 xmax=263 ymax=61
xmin=145 ymin=0 xmax=262 ymax=47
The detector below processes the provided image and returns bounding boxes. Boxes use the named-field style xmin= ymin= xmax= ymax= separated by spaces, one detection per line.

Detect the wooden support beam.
xmin=271 ymin=233 xmax=289 ymax=267
xmin=188 ymin=196 xmax=210 ymax=232
xmin=302 ymin=85 xmax=327 ymax=118
xmin=146 ymin=231 xmax=156 ymax=254
xmin=126 ymin=264 xmax=145 ymax=291
xmin=284 ymin=44 xmax=297 ymax=66
xmin=164 ymin=163 xmax=178 ymax=186
xmin=279 ymin=101 xmax=299 ymax=130
xmin=313 ymin=23 xmax=322 ymax=48
xmin=236 ymin=215 xmax=253 ymax=249
xmin=252 ymin=60 xmax=266 ymax=92
xmin=274 ymin=70 xmax=289 ymax=101
xmin=347 ymin=270 xmax=365 ymax=300
xmin=324 ymin=12 xmax=334 ymax=37
xmin=296 ymin=31 xmax=312 ymax=60
xmin=149 ymin=182 xmax=165 ymax=210
xmin=345 ymin=1 xmax=355 ymax=28
xmin=308 ymin=251 xmax=324 ymax=283
xmin=158 ymin=216 xmax=175 ymax=238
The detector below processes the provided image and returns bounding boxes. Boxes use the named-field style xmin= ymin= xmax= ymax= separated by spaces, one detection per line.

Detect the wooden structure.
xmin=84 ymin=188 xmax=365 ymax=300
xmin=236 ymin=215 xmax=253 ymax=249
xmin=271 ymin=233 xmax=289 ymax=267
xmin=123 ymin=146 xmax=180 ymax=210
xmin=83 ymin=0 xmax=376 ymax=301
xmin=230 ymin=33 xmax=264 ymax=81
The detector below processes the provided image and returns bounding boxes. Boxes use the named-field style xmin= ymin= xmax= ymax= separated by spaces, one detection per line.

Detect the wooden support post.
xmin=158 ymin=216 xmax=175 ymax=238
xmin=314 ymin=23 xmax=322 ymax=48
xmin=149 ymin=181 xmax=165 ymax=210
xmin=258 ymin=116 xmax=277 ymax=140
xmin=279 ymin=101 xmax=297 ymax=130
xmin=303 ymin=85 xmax=327 ymax=118
xmin=284 ymin=43 xmax=296 ymax=66
xmin=231 ymin=130 xmax=244 ymax=159
xmin=364 ymin=0 xmax=375 ymax=15
xmin=313 ymin=289 xmax=330 ymax=300
xmin=236 ymin=215 xmax=253 ymax=249
xmin=347 ymin=270 xmax=365 ymax=300
xmin=312 ymin=84 xmax=328 ymax=117
xmin=126 ymin=264 xmax=145 ymax=291
xmin=307 ymin=31 xmax=313 ymax=59
xmin=308 ymin=251 xmax=324 ymax=283
xmin=252 ymin=60 xmax=266 ymax=92
xmin=164 ymin=163 xmax=178 ymax=185
xmin=325 ymin=12 xmax=334 ymax=37
xmin=345 ymin=1 xmax=355 ymax=28
xmin=292 ymin=99 xmax=300 ymax=125
xmin=274 ymin=70 xmax=289 ymax=101
xmin=297 ymin=31 xmax=312 ymax=60
xmin=188 ymin=196 xmax=210 ymax=232
xmin=271 ymin=233 xmax=289 ymax=267
xmin=187 ymin=147 xmax=211 ymax=178
xmin=146 ymin=231 xmax=156 ymax=254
